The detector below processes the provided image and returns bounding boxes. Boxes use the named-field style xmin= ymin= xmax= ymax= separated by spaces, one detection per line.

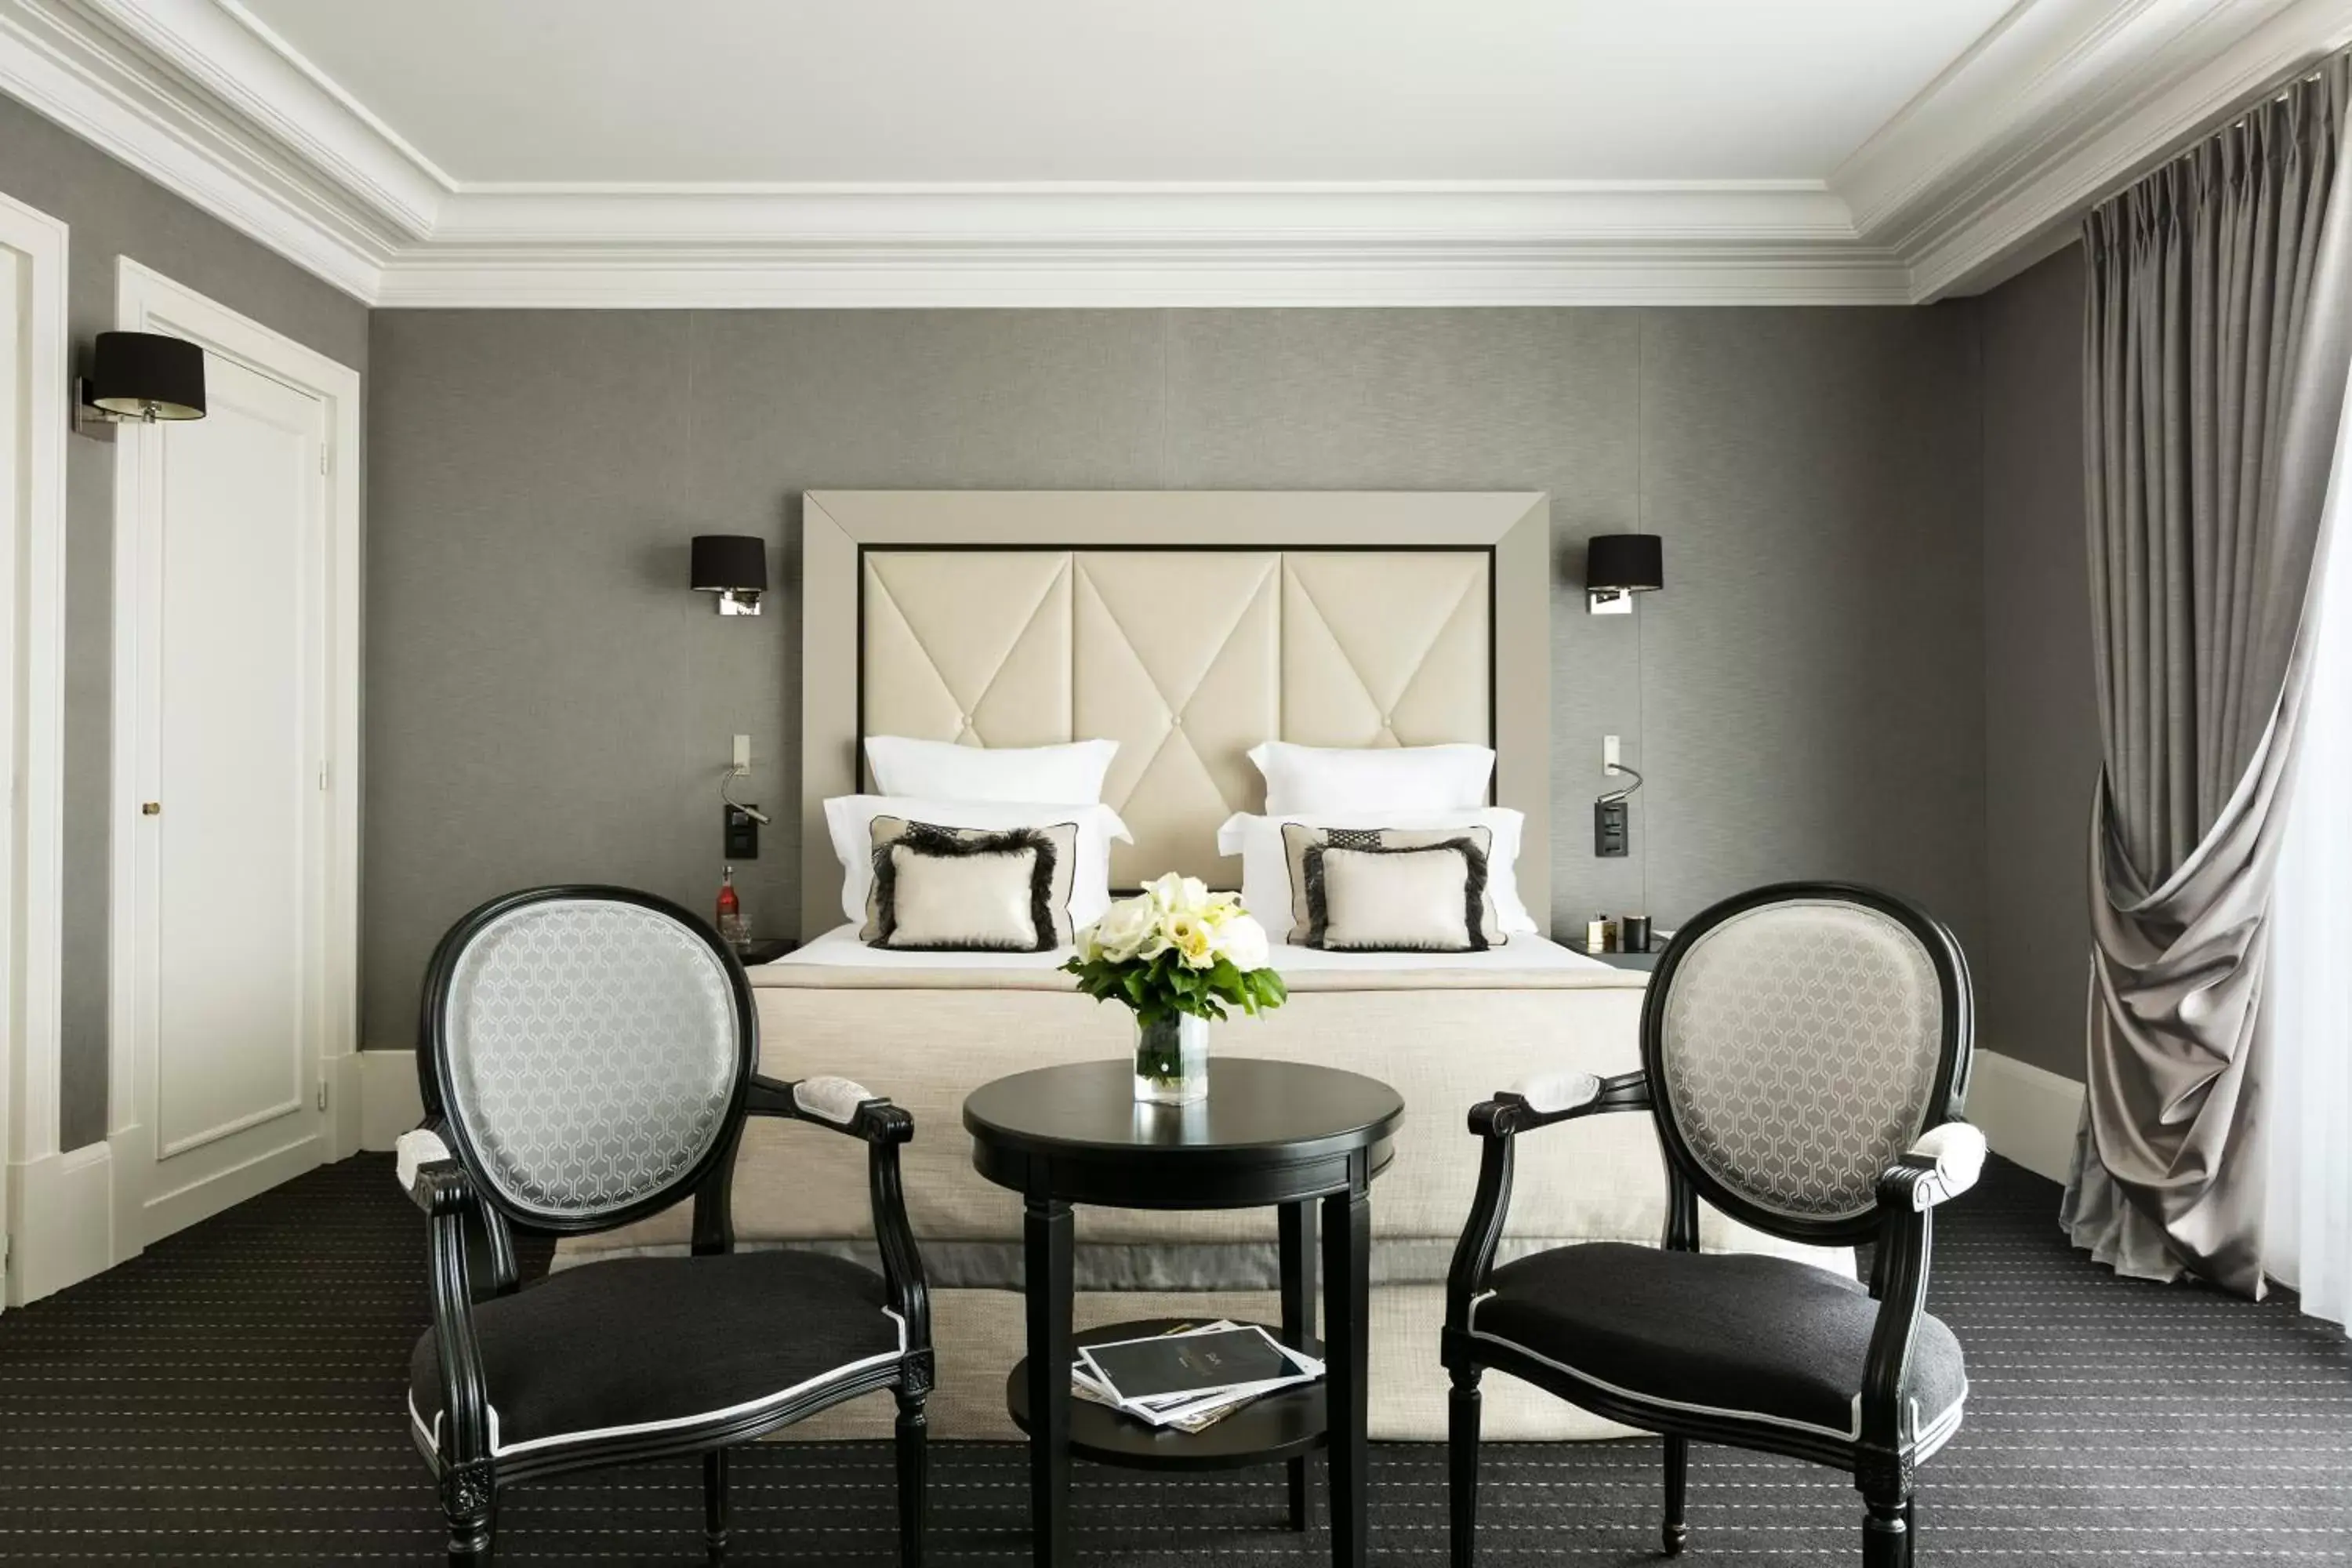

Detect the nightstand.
xmin=1567 ymin=943 xmax=1659 ymax=972
xmin=732 ymin=936 xmax=798 ymax=966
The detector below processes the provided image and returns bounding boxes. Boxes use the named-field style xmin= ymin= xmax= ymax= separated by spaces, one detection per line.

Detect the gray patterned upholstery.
xmin=1658 ymin=900 xmax=1945 ymax=1222
xmin=441 ymin=900 xmax=741 ymax=1221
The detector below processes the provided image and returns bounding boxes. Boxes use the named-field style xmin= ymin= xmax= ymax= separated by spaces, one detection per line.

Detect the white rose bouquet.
xmin=1062 ymin=873 xmax=1287 ymax=1028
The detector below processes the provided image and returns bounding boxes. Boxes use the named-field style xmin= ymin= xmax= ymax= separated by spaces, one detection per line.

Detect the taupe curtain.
xmin=2063 ymin=54 xmax=2352 ymax=1294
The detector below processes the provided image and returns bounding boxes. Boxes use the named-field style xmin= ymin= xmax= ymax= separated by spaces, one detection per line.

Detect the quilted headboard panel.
xmin=804 ymin=492 xmax=1550 ymax=933
xmin=860 ymin=548 xmax=1490 ymax=885
xmin=862 ymin=550 xmax=1075 ymax=746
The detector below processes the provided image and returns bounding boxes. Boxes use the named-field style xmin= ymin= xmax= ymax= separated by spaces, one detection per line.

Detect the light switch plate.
xmin=731 ymin=734 xmax=752 ymax=775
xmin=1603 ymin=735 xmax=1621 ymax=774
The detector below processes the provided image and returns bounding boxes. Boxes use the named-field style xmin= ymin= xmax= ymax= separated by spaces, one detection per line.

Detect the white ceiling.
xmin=3 ymin=0 xmax=2347 ymax=305
xmin=230 ymin=0 xmax=2015 ymax=186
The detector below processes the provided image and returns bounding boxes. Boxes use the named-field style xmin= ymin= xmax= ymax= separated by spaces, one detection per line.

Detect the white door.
xmin=0 ymin=194 xmax=67 ymax=1308
xmin=122 ymin=349 xmax=332 ymax=1243
xmin=0 ymin=242 xmax=19 ymax=1298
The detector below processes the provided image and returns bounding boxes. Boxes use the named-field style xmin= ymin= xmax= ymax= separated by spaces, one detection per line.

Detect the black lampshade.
xmin=88 ymin=331 xmax=206 ymax=420
xmin=1586 ymin=533 xmax=1664 ymax=593
xmin=690 ymin=535 xmax=769 ymax=593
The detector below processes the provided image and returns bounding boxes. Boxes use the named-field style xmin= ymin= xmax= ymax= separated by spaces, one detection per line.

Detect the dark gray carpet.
xmin=1 ymin=1153 xmax=2346 ymax=1563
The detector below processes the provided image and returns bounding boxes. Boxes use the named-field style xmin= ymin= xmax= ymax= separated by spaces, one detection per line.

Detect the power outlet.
xmin=1595 ymin=797 xmax=1630 ymax=858
xmin=725 ymin=805 xmax=760 ymax=858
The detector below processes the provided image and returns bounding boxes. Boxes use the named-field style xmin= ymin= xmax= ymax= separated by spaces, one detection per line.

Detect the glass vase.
xmin=1133 ymin=1013 xmax=1210 ymax=1106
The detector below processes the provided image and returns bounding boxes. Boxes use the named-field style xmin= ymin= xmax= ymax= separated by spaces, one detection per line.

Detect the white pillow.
xmin=1217 ymin=808 xmax=1538 ymax=936
xmin=826 ymin=795 xmax=1132 ymax=931
xmin=865 ymin=736 xmax=1117 ymax=805
xmin=1247 ymin=740 xmax=1494 ymax=815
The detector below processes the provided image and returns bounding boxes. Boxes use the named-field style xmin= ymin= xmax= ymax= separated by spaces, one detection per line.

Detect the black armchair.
xmin=1443 ymin=882 xmax=1980 ymax=1568
xmin=397 ymin=885 xmax=931 ymax=1566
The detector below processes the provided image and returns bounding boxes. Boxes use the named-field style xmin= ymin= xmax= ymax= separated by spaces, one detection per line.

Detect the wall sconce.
xmin=74 ymin=331 xmax=207 ymax=434
xmin=690 ymin=535 xmax=769 ymax=615
xmin=1585 ymin=533 xmax=1663 ymax=615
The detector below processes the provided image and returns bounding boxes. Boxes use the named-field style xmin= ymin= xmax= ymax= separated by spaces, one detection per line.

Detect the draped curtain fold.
xmin=2063 ymin=54 xmax=2352 ymax=1294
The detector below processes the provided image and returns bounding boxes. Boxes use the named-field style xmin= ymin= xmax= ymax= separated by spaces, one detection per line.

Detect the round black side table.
xmin=965 ymin=1057 xmax=1404 ymax=1568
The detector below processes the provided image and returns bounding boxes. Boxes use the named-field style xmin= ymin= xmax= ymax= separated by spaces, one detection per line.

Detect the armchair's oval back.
xmin=1644 ymin=885 xmax=1969 ymax=1239
xmin=424 ymin=889 xmax=753 ymax=1229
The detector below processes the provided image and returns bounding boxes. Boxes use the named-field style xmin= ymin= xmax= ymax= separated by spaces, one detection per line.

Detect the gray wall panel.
xmin=365 ymin=303 xmax=1989 ymax=1052
xmin=0 ymin=93 xmax=369 ymax=1149
xmin=1639 ymin=308 xmax=1987 ymax=965
xmin=363 ymin=310 xmax=1170 ymax=1048
xmin=1160 ymin=309 xmax=1647 ymax=920
xmin=1980 ymin=245 xmax=2098 ymax=1081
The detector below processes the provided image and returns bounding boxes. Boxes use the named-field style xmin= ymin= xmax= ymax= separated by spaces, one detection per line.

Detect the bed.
xmin=555 ymin=491 xmax=1849 ymax=1441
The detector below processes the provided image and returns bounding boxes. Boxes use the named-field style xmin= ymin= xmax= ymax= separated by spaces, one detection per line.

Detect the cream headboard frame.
xmin=800 ymin=491 xmax=1552 ymax=935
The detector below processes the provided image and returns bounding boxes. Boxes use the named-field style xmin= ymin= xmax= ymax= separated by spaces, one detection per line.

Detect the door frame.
xmin=0 ymin=192 xmax=68 ymax=1305
xmin=107 ymin=259 xmax=361 ymax=1254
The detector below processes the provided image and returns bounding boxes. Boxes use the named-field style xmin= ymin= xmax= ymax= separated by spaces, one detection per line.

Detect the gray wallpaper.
xmin=365 ymin=304 xmax=1987 ymax=1051
xmin=1980 ymin=245 xmax=2099 ymax=1082
xmin=0 ymin=93 xmax=370 ymax=1149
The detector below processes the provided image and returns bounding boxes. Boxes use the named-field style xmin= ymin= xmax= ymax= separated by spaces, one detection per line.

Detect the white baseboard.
xmin=360 ymin=1050 xmax=423 ymax=1152
xmin=1969 ymin=1050 xmax=2084 ymax=1185
xmin=325 ymin=1050 xmax=363 ymax=1160
xmin=5 ymin=1142 xmax=122 ymax=1305
xmin=136 ymin=1131 xmax=325 ymax=1245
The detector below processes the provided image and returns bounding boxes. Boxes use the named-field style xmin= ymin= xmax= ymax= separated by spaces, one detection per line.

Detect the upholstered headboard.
xmin=800 ymin=492 xmax=1552 ymax=934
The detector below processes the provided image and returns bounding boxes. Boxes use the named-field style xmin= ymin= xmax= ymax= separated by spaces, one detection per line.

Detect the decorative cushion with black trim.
xmin=861 ymin=816 xmax=1078 ymax=952
xmin=1471 ymin=1242 xmax=1967 ymax=1448
xmin=408 ymin=1249 xmax=902 ymax=1457
xmin=1282 ymin=822 xmax=1504 ymax=951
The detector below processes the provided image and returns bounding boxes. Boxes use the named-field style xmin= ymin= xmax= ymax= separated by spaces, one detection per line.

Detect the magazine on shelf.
xmin=1072 ymin=1321 xmax=1323 ymax=1431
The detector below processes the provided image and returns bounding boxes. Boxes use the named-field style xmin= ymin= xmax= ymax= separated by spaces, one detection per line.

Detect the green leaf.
xmin=1062 ymin=936 xmax=1285 ymax=1025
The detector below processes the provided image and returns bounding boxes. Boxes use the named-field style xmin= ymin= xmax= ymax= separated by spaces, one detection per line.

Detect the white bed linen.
xmin=775 ymin=921 xmax=1608 ymax=975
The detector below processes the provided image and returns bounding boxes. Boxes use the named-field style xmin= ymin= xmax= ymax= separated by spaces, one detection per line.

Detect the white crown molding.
xmin=434 ymin=180 xmax=1858 ymax=243
xmin=3 ymin=0 xmax=2350 ymax=308
xmin=1837 ymin=0 xmax=2194 ymax=241
xmin=70 ymin=0 xmax=452 ymax=229
xmin=372 ymin=241 xmax=1913 ymax=310
xmin=1838 ymin=0 xmax=2352 ymax=298
xmin=385 ymin=182 xmax=1893 ymax=308
xmin=0 ymin=0 xmax=394 ymax=299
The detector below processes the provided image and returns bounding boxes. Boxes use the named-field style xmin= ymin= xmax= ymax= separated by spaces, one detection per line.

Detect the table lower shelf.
xmin=1005 ymin=1317 xmax=1327 ymax=1472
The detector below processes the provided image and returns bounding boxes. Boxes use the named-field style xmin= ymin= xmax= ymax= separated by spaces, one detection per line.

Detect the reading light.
xmin=1585 ymin=533 xmax=1663 ymax=615
xmin=75 ymin=331 xmax=207 ymax=434
xmin=690 ymin=535 xmax=769 ymax=615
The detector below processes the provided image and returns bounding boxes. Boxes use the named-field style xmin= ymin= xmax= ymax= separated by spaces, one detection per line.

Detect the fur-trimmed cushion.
xmin=861 ymin=817 xmax=1078 ymax=951
xmin=1280 ymin=822 xmax=1504 ymax=949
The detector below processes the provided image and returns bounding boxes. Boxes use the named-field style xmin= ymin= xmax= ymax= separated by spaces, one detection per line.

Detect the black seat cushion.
xmin=1473 ymin=1243 xmax=1965 ymax=1443
xmin=411 ymin=1249 xmax=900 ymax=1455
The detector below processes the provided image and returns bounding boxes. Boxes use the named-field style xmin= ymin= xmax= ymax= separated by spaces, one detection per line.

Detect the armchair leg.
xmin=1860 ymin=1483 xmax=1912 ymax=1568
xmin=896 ymin=1382 xmax=930 ymax=1568
xmin=1662 ymin=1436 xmax=1688 ymax=1556
xmin=1448 ymin=1365 xmax=1482 ymax=1567
xmin=704 ymin=1449 xmax=730 ymax=1560
xmin=441 ymin=1465 xmax=495 ymax=1567
xmin=445 ymin=1512 xmax=493 ymax=1568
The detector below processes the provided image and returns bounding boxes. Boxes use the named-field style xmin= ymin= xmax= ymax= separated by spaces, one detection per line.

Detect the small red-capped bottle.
xmin=716 ymin=864 xmax=746 ymax=947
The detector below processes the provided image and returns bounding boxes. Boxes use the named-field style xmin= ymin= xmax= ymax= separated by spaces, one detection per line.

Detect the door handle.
xmin=140 ymin=801 xmax=161 ymax=815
